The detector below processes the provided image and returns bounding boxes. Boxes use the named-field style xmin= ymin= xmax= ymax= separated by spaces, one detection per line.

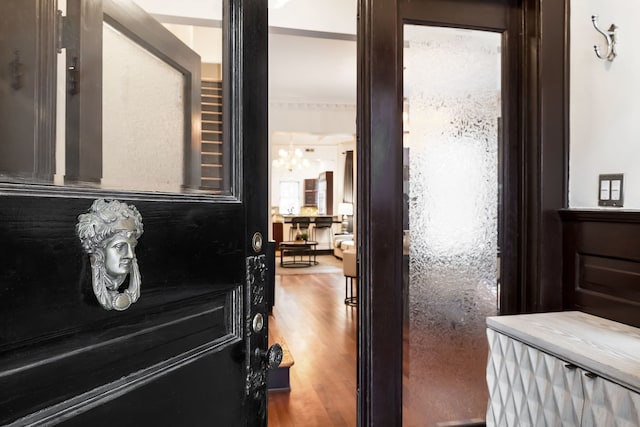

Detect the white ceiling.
xmin=269 ymin=34 xmax=356 ymax=104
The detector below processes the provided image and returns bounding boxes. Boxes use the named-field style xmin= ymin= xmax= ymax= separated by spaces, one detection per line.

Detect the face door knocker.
xmin=76 ymin=199 xmax=144 ymax=311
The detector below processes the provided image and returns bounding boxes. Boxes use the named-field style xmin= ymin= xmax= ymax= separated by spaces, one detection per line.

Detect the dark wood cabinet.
xmin=272 ymin=222 xmax=283 ymax=247
xmin=303 ymin=179 xmax=317 ymax=206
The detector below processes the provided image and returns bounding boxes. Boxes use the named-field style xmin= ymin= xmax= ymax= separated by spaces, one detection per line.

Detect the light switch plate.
xmin=598 ymin=173 xmax=624 ymax=207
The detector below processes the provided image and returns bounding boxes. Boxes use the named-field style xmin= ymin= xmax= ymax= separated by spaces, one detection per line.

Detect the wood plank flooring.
xmin=267 ymin=271 xmax=357 ymax=426
xmin=267 ymin=261 xmax=490 ymax=426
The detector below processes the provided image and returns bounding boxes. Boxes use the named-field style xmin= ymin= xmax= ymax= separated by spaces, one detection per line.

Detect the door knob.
xmin=256 ymin=343 xmax=283 ymax=369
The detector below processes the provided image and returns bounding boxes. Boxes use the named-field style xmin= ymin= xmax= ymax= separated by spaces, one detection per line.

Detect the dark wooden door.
xmin=0 ymin=1 xmax=271 ymax=426
xmin=358 ymin=0 xmax=567 ymax=424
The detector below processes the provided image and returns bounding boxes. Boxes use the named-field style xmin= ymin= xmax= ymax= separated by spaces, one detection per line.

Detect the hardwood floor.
xmin=267 ymin=271 xmax=357 ymax=426
xmin=266 ymin=262 xmax=490 ymax=426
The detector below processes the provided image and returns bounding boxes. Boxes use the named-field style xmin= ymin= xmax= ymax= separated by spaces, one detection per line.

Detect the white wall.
xmin=268 ymin=0 xmax=356 ymax=34
xmin=163 ymin=24 xmax=222 ymax=64
xmin=570 ymin=1 xmax=640 ymax=208
xmin=269 ymin=102 xmax=356 ymax=135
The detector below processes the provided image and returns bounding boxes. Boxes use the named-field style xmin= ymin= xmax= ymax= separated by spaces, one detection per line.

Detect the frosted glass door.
xmin=402 ymin=24 xmax=502 ymax=426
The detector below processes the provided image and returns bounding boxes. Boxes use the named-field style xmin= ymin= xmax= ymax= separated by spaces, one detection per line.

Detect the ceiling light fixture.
xmin=272 ymin=140 xmax=310 ymax=172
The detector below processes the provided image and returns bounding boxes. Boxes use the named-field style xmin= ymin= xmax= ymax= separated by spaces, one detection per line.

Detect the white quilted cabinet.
xmin=486 ymin=311 xmax=640 ymax=426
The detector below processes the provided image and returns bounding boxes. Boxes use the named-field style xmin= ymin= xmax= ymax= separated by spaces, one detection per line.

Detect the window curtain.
xmin=343 ymin=150 xmax=354 ymax=203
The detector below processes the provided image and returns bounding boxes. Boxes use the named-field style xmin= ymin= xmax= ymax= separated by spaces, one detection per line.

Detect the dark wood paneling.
xmin=561 ymin=209 xmax=640 ymax=328
xmin=304 ymin=178 xmax=317 ymax=206
xmin=1 ymin=294 xmax=240 ymax=424
xmin=401 ymin=0 xmax=509 ymax=30
xmin=0 ymin=192 xmax=245 ymax=424
xmin=47 ymin=348 xmax=245 ymax=427
xmin=580 ymin=255 xmax=640 ymax=298
xmin=0 ymin=195 xmax=243 ymax=352
xmin=358 ymin=0 xmax=403 ymax=424
xmin=526 ymin=0 xmax=568 ymax=313
xmin=498 ymin=0 xmax=522 ymax=315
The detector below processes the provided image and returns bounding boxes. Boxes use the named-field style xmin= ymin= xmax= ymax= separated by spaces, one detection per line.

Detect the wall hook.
xmin=591 ymin=15 xmax=617 ymax=62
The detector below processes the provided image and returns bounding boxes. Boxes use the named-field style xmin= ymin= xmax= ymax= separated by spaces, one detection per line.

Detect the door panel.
xmin=0 ymin=195 xmax=246 ymax=424
xmin=0 ymin=0 xmax=270 ymax=425
xmin=59 ymin=350 xmax=245 ymax=427
xmin=0 ymin=197 xmax=242 ymax=351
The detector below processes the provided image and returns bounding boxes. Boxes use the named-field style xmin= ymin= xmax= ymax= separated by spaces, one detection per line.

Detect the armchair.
xmin=333 ymin=233 xmax=354 ymax=259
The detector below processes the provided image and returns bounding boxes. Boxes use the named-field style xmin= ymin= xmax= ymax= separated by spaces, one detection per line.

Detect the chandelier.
xmin=273 ymin=143 xmax=310 ymax=172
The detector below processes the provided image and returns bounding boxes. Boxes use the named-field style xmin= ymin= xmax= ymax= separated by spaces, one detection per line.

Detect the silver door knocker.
xmin=76 ymin=199 xmax=144 ymax=311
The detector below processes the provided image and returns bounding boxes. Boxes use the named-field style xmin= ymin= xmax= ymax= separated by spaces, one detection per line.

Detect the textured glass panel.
xmin=102 ymin=23 xmax=185 ymax=192
xmin=402 ymin=25 xmax=501 ymax=426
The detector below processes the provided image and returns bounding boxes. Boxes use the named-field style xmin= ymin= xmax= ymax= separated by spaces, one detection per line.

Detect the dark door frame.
xmin=356 ymin=0 xmax=568 ymax=424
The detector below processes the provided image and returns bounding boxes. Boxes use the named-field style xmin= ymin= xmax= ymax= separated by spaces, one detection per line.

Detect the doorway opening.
xmin=266 ymin=3 xmax=358 ymax=424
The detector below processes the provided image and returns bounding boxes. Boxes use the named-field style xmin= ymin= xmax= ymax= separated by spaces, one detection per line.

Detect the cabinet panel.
xmin=582 ymin=374 xmax=640 ymax=427
xmin=488 ymin=312 xmax=640 ymax=427
xmin=486 ymin=329 xmax=583 ymax=426
xmin=303 ymin=178 xmax=317 ymax=207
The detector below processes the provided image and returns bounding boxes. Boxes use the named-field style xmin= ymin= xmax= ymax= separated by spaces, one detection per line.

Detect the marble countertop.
xmin=487 ymin=311 xmax=640 ymax=392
